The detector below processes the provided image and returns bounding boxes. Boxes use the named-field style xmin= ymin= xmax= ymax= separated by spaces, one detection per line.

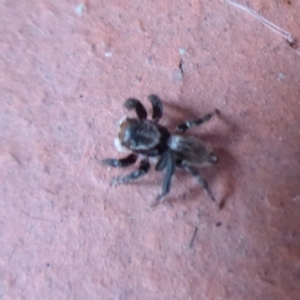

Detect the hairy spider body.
xmin=102 ymin=95 xmax=218 ymax=207
xmin=117 ymin=117 xmax=170 ymax=156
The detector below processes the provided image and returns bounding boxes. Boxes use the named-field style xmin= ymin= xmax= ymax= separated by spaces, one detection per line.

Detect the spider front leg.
xmin=183 ymin=164 xmax=216 ymax=201
xmin=124 ymin=98 xmax=147 ymax=119
xmin=111 ymin=158 xmax=150 ymax=186
xmin=102 ymin=153 xmax=137 ymax=167
xmin=148 ymin=94 xmax=163 ymax=122
xmin=176 ymin=109 xmax=219 ymax=133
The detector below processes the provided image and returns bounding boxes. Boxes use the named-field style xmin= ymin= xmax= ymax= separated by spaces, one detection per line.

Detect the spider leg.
xmin=124 ymin=98 xmax=147 ymax=119
xmin=152 ymin=152 xmax=175 ymax=207
xmin=183 ymin=165 xmax=216 ymax=201
xmin=111 ymin=158 xmax=150 ymax=186
xmin=176 ymin=109 xmax=219 ymax=133
xmin=148 ymin=94 xmax=163 ymax=122
xmin=102 ymin=153 xmax=137 ymax=168
xmin=155 ymin=151 xmax=168 ymax=171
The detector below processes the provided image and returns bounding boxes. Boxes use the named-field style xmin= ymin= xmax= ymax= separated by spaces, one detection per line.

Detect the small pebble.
xmin=278 ymin=73 xmax=285 ymax=81
xmin=179 ymin=48 xmax=186 ymax=55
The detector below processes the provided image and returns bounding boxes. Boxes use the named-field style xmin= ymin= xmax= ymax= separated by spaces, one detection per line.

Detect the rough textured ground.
xmin=1 ymin=0 xmax=300 ymax=299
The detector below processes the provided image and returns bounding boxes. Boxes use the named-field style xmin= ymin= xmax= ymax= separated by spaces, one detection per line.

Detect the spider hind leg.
xmin=152 ymin=152 xmax=175 ymax=207
xmin=184 ymin=165 xmax=216 ymax=201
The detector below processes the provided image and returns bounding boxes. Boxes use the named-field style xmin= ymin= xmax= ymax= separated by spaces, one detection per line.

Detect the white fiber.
xmin=222 ymin=0 xmax=298 ymax=49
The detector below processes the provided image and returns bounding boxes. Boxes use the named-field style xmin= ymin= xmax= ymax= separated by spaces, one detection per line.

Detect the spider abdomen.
xmin=168 ymin=135 xmax=217 ymax=166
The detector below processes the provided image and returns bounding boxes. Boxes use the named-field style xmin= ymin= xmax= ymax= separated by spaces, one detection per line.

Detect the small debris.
xmin=179 ymin=59 xmax=184 ymax=73
xmin=219 ymin=198 xmax=226 ymax=210
xmin=179 ymin=48 xmax=186 ymax=55
xmin=175 ymin=59 xmax=184 ymax=81
xmin=286 ymin=38 xmax=298 ymax=49
xmin=189 ymin=226 xmax=198 ymax=248
xmin=278 ymin=73 xmax=285 ymax=81
xmin=215 ymin=109 xmax=221 ymax=116
xmin=216 ymin=222 xmax=222 ymax=227
xmin=105 ymin=52 xmax=113 ymax=58
xmin=75 ymin=4 xmax=85 ymax=16
xmin=293 ymin=195 xmax=300 ymax=202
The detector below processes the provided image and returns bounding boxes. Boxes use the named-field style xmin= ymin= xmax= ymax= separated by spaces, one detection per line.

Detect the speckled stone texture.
xmin=1 ymin=0 xmax=300 ymax=299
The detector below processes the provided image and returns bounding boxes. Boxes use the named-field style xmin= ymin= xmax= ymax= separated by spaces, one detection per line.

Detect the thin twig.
xmin=189 ymin=226 xmax=198 ymax=248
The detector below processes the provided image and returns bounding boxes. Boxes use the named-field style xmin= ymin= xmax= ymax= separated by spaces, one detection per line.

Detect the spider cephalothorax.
xmin=102 ymin=94 xmax=219 ymax=207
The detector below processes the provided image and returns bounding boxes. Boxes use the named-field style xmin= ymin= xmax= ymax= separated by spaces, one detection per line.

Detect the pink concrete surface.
xmin=1 ymin=0 xmax=300 ymax=299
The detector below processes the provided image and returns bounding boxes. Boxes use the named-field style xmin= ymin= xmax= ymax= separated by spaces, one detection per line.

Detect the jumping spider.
xmin=102 ymin=95 xmax=219 ymax=207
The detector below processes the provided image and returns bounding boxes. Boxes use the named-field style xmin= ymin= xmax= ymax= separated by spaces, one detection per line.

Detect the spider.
xmin=102 ymin=94 xmax=219 ymax=207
